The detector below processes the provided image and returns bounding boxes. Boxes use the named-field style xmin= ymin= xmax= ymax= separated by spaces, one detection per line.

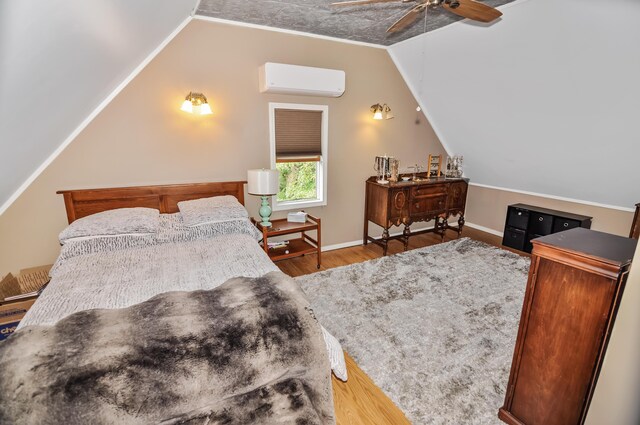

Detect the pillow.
xmin=59 ymin=207 xmax=160 ymax=244
xmin=321 ymin=326 xmax=348 ymax=382
xmin=176 ymin=218 xmax=263 ymax=242
xmin=178 ymin=195 xmax=248 ymax=227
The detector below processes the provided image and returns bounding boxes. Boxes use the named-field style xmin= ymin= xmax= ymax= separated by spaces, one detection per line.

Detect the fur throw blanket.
xmin=0 ymin=271 xmax=335 ymax=424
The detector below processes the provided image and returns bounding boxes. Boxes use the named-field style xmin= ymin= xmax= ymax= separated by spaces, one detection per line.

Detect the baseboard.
xmin=323 ymin=222 xmax=502 ymax=252
xmin=465 ymin=222 xmax=504 ymax=238
xmin=322 ymin=239 xmax=362 ymax=252
xmin=322 ymin=225 xmax=437 ymax=252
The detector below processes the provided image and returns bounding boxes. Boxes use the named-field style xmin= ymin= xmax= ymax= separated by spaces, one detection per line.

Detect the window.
xmin=269 ymin=103 xmax=328 ymax=211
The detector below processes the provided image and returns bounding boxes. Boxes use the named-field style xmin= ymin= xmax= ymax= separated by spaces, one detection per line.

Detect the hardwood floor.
xmin=277 ymin=226 xmax=520 ymax=424
xmin=332 ymin=353 xmax=410 ymax=425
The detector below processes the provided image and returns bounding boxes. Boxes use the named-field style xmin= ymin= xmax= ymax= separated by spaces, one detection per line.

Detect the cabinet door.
xmin=447 ymin=181 xmax=468 ymax=213
xmin=365 ymin=183 xmax=391 ymax=228
xmin=389 ymin=188 xmax=409 ymax=226
xmin=509 ymin=258 xmax=616 ymax=425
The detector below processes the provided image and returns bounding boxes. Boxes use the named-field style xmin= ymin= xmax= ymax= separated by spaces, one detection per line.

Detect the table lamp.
xmin=247 ymin=169 xmax=279 ymax=226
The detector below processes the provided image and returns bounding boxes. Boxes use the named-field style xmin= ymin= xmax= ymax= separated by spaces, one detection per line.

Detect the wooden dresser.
xmin=499 ymin=228 xmax=637 ymax=425
xmin=630 ymin=203 xmax=640 ymax=239
xmin=363 ymin=175 xmax=468 ymax=255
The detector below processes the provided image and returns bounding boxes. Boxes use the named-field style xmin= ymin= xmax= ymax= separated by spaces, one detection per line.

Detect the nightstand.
xmin=254 ymin=214 xmax=321 ymax=269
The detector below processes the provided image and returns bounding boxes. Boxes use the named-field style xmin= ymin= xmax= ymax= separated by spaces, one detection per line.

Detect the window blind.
xmin=274 ymin=109 xmax=323 ymax=158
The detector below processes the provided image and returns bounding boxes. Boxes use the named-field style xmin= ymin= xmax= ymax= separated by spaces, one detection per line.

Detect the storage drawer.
xmin=525 ymin=233 xmax=544 ymax=253
xmin=411 ymin=185 xmax=447 ymax=198
xmin=503 ymin=227 xmax=526 ymax=251
xmin=529 ymin=212 xmax=553 ymax=235
xmin=506 ymin=208 xmax=530 ymax=230
xmin=502 ymin=204 xmax=593 ymax=254
xmin=411 ymin=196 xmax=446 ymax=215
xmin=553 ymin=217 xmax=581 ymax=233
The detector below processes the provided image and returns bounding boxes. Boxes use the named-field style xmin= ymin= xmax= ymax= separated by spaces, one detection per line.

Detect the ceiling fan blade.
xmin=442 ymin=0 xmax=502 ymax=23
xmin=331 ymin=0 xmax=403 ymax=7
xmin=387 ymin=4 xmax=426 ymax=33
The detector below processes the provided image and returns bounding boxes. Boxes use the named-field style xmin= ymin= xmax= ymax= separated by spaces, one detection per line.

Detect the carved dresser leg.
xmin=382 ymin=228 xmax=390 ymax=256
xmin=440 ymin=218 xmax=448 ymax=242
xmin=403 ymin=225 xmax=411 ymax=251
xmin=458 ymin=215 xmax=465 ymax=237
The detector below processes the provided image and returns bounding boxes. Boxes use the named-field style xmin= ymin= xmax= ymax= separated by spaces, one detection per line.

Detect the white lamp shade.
xmin=200 ymin=103 xmax=213 ymax=115
xmin=247 ymin=169 xmax=279 ymax=195
xmin=180 ymin=99 xmax=193 ymax=113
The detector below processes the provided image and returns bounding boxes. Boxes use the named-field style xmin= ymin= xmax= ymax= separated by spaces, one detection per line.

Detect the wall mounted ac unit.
xmin=259 ymin=62 xmax=345 ymax=97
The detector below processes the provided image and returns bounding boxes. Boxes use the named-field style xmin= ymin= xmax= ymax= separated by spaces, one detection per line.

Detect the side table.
xmin=254 ymin=214 xmax=321 ymax=269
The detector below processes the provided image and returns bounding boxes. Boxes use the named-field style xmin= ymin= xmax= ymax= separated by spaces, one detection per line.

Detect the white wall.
xmin=585 ymin=240 xmax=640 ymax=425
xmin=389 ymin=0 xmax=640 ymax=210
xmin=0 ymin=0 xmax=196 ymax=213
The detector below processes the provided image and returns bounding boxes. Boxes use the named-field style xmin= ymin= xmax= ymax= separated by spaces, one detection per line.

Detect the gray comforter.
xmin=20 ymin=216 xmax=278 ymax=329
xmin=0 ymin=272 xmax=335 ymax=424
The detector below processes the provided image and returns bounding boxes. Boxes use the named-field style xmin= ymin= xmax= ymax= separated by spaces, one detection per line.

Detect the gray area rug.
xmin=296 ymin=238 xmax=530 ymax=424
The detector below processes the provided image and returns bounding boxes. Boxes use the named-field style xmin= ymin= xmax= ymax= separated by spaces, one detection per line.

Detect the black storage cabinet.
xmin=502 ymin=204 xmax=592 ymax=253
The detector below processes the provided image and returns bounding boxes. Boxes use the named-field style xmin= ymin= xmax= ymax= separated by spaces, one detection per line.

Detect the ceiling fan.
xmin=331 ymin=0 xmax=503 ymax=33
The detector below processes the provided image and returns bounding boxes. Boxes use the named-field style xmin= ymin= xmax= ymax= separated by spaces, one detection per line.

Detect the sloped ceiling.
xmin=0 ymin=0 xmax=517 ymax=215
xmin=0 ymin=0 xmax=196 ymax=213
xmin=389 ymin=0 xmax=640 ymax=209
xmin=3 ymin=0 xmax=637 ymax=214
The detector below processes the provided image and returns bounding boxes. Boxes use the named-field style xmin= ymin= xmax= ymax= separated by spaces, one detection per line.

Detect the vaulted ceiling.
xmin=0 ymin=0 xmax=514 ymax=215
xmin=1 ymin=0 xmax=638 ymax=215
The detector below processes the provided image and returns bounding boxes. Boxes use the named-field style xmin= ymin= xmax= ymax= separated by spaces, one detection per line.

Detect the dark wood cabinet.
xmin=502 ymin=204 xmax=592 ymax=253
xmin=499 ymin=228 xmax=637 ymax=425
xmin=363 ymin=175 xmax=468 ymax=255
xmin=630 ymin=203 xmax=640 ymax=239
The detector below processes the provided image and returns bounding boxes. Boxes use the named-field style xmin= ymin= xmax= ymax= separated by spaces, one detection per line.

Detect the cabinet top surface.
xmin=256 ymin=218 xmax=317 ymax=233
xmin=533 ymin=227 xmax=637 ymax=267
xmin=366 ymin=175 xmax=468 ymax=188
xmin=509 ymin=203 xmax=592 ymax=221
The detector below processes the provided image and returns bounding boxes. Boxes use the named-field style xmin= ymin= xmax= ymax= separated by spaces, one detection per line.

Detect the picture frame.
xmin=427 ymin=154 xmax=442 ymax=178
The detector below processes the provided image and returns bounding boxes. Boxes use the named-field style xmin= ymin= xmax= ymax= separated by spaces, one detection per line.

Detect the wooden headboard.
xmin=57 ymin=181 xmax=247 ymax=224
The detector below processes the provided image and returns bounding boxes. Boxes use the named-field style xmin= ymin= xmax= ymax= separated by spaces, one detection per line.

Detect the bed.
xmin=0 ymin=182 xmax=338 ymax=424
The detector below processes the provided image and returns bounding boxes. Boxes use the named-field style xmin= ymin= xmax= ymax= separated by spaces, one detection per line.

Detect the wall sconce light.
xmin=371 ymin=103 xmax=393 ymax=120
xmin=181 ymin=92 xmax=213 ymax=115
